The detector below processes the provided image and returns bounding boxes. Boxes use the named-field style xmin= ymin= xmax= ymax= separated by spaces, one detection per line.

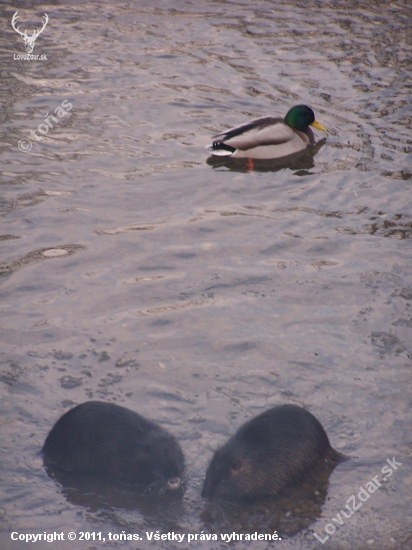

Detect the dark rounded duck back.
xmin=42 ymin=401 xmax=185 ymax=494
xmin=202 ymin=404 xmax=346 ymax=502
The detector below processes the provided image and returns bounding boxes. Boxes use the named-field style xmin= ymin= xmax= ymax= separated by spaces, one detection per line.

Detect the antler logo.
xmin=11 ymin=11 xmax=49 ymax=53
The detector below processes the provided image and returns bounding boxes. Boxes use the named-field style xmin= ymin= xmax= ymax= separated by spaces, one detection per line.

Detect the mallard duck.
xmin=206 ymin=104 xmax=326 ymax=160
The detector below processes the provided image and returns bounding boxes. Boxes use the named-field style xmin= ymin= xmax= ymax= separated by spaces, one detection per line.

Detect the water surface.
xmin=1 ymin=1 xmax=411 ymax=549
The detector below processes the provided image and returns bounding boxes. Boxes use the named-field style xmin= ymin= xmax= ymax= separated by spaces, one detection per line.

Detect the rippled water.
xmin=1 ymin=1 xmax=411 ymax=549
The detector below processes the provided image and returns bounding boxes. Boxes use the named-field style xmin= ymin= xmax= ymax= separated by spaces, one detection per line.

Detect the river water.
xmin=1 ymin=1 xmax=411 ymax=549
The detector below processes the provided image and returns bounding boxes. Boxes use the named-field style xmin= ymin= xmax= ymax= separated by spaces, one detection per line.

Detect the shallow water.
xmin=1 ymin=0 xmax=412 ymax=549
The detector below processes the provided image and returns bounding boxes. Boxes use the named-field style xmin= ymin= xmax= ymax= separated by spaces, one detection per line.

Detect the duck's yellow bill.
xmin=311 ymin=120 xmax=326 ymax=132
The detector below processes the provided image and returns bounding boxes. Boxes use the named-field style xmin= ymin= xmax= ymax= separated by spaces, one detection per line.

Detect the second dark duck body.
xmin=206 ymin=105 xmax=326 ymax=160
xmin=42 ymin=401 xmax=185 ymax=494
xmin=202 ymin=404 xmax=346 ymax=503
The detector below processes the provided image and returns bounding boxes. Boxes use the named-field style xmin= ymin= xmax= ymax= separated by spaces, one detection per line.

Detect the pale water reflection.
xmin=1 ymin=1 xmax=411 ymax=549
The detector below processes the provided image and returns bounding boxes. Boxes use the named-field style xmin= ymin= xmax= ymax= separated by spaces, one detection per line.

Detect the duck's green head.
xmin=284 ymin=105 xmax=326 ymax=132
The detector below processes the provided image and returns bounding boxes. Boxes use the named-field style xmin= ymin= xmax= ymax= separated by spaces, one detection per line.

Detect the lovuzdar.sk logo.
xmin=11 ymin=11 xmax=49 ymax=53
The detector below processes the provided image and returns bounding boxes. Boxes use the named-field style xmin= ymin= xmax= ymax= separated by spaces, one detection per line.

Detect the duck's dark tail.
xmin=206 ymin=142 xmax=236 ymax=156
